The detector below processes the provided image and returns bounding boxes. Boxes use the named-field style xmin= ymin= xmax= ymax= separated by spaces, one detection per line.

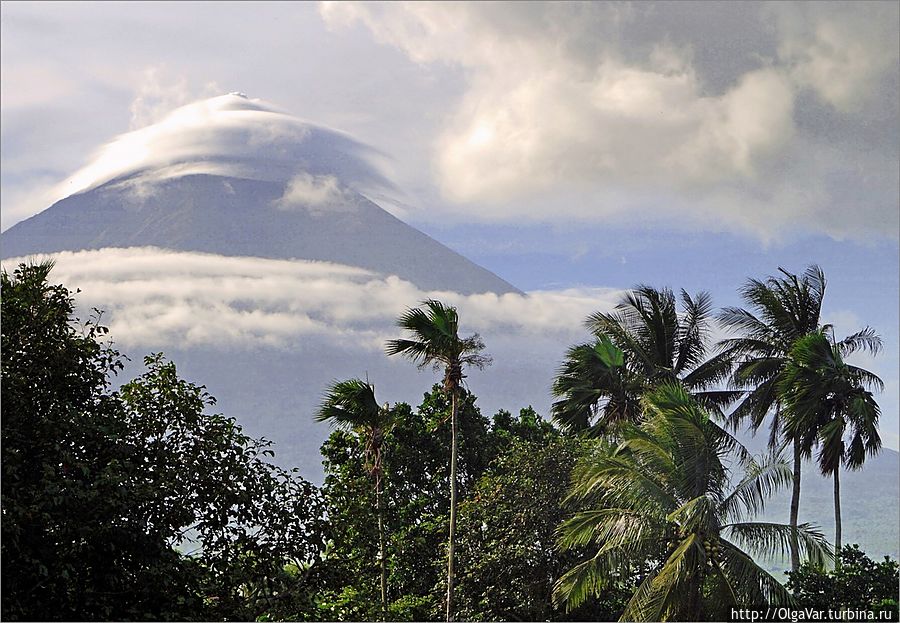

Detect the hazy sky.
xmin=2 ymin=1 xmax=898 ymax=447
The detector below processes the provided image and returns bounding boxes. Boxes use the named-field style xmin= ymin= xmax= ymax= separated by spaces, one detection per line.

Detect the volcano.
xmin=1 ymin=94 xmax=518 ymax=296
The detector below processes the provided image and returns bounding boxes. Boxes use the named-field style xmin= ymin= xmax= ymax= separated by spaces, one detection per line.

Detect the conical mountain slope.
xmin=1 ymin=94 xmax=519 ymax=295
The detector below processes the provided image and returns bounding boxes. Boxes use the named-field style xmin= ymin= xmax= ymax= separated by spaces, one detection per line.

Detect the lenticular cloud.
xmin=55 ymin=94 xmax=393 ymax=203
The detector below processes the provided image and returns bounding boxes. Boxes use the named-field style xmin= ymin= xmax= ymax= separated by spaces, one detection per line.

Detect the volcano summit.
xmin=1 ymin=94 xmax=518 ymax=296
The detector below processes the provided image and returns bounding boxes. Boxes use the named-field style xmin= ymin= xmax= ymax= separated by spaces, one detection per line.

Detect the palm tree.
xmin=385 ymin=299 xmax=490 ymax=623
xmin=554 ymin=383 xmax=831 ymax=621
xmin=709 ymin=265 xmax=828 ymax=572
xmin=780 ymin=330 xmax=883 ymax=560
xmin=552 ymin=286 xmax=736 ymax=435
xmin=316 ymin=378 xmax=398 ymax=621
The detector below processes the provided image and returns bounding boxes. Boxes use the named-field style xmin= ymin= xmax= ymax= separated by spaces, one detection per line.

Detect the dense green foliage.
xmin=1 ymin=263 xmax=324 ymax=621
xmin=1 ymin=261 xmax=890 ymax=622
xmin=554 ymin=383 xmax=831 ymax=621
xmin=455 ymin=409 xmax=633 ymax=621
xmin=787 ymin=545 xmax=899 ymax=611
xmin=315 ymin=390 xmax=495 ymax=621
xmin=315 ymin=398 xmax=633 ymax=621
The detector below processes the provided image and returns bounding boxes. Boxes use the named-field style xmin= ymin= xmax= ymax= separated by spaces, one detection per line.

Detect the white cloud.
xmin=274 ymin=172 xmax=350 ymax=212
xmin=4 ymin=248 xmax=894 ymax=452
xmin=52 ymin=94 xmax=392 ymax=206
xmin=2 ymin=2 xmax=896 ymax=241
xmin=324 ymin=3 xmax=796 ymax=198
xmin=128 ymin=66 xmax=221 ymax=130
xmin=320 ymin=2 xmax=898 ymax=240
xmin=2 ymin=248 xmax=618 ymax=350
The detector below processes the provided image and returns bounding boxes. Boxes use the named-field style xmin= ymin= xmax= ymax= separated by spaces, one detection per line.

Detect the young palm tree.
xmin=551 ymin=335 xmax=645 ymax=434
xmin=316 ymin=378 xmax=398 ymax=621
xmin=780 ymin=330 xmax=883 ymax=559
xmin=554 ymin=383 xmax=831 ymax=621
xmin=708 ymin=266 xmax=828 ymax=572
xmin=385 ymin=299 xmax=490 ymax=623
xmin=552 ymin=286 xmax=736 ymax=435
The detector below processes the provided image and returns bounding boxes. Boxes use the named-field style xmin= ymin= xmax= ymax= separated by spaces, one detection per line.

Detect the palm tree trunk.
xmin=377 ymin=471 xmax=388 ymax=622
xmin=833 ymin=466 xmax=842 ymax=569
xmin=789 ymin=435 xmax=802 ymax=573
xmin=446 ymin=390 xmax=459 ymax=623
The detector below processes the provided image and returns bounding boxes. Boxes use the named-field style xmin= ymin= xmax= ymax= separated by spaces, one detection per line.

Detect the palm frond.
xmin=553 ymin=546 xmax=638 ymax=611
xmin=386 ymin=299 xmax=489 ymax=383
xmin=717 ymin=539 xmax=795 ymax=605
xmin=717 ymin=307 xmax=776 ymax=342
xmin=683 ymin=352 xmax=735 ymax=392
xmin=722 ymin=521 xmax=832 ymax=567
xmin=845 ymin=364 xmax=885 ymax=393
xmin=837 ymin=327 xmax=883 ymax=358
xmin=720 ymin=455 xmax=792 ymax=521
xmin=316 ymin=378 xmax=381 ymax=429
xmin=622 ymin=533 xmax=697 ymax=622
xmin=675 ymin=289 xmax=713 ymax=374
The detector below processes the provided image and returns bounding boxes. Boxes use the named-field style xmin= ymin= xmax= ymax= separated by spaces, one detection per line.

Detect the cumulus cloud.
xmin=2 ymin=248 xmax=619 ymax=350
xmin=770 ymin=2 xmax=900 ymax=113
xmin=274 ymin=172 xmax=350 ymax=212
xmin=320 ymin=1 xmax=899 ymax=240
xmin=54 ymin=94 xmax=393 ymax=205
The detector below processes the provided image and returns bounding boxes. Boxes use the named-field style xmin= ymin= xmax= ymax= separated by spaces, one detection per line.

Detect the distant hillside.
xmin=739 ymin=432 xmax=899 ymax=574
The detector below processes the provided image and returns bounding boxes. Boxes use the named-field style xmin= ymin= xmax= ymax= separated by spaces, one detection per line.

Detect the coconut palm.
xmin=780 ymin=330 xmax=883 ymax=559
xmin=708 ymin=265 xmax=828 ymax=572
xmin=385 ymin=299 xmax=490 ymax=622
xmin=551 ymin=286 xmax=736 ymax=435
xmin=316 ymin=378 xmax=398 ymax=621
xmin=551 ymin=335 xmax=645 ymax=434
xmin=554 ymin=383 xmax=831 ymax=621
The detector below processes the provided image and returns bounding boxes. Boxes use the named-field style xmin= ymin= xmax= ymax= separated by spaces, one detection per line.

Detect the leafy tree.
xmin=552 ymin=286 xmax=736 ymax=436
xmin=1 ymin=262 xmax=324 ymax=621
xmin=119 ymin=354 xmax=326 ymax=621
xmin=787 ymin=545 xmax=899 ymax=611
xmin=316 ymin=378 xmax=399 ymax=621
xmin=554 ymin=383 xmax=831 ymax=622
xmin=386 ymin=300 xmax=490 ymax=622
xmin=781 ymin=330 xmax=883 ymax=557
xmin=709 ymin=266 xmax=830 ymax=572
xmin=455 ymin=409 xmax=632 ymax=621
xmin=318 ymin=387 xmax=494 ymax=621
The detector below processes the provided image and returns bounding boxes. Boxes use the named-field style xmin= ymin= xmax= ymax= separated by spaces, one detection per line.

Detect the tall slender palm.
xmin=780 ymin=330 xmax=883 ymax=559
xmin=385 ymin=299 xmax=490 ymax=623
xmin=554 ymin=383 xmax=831 ymax=621
xmin=709 ymin=266 xmax=827 ymax=572
xmin=552 ymin=286 xmax=737 ymax=435
xmin=316 ymin=378 xmax=398 ymax=621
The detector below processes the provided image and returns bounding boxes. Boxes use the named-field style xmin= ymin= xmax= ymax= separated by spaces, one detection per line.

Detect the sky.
xmin=2 ymin=1 xmax=898 ymax=449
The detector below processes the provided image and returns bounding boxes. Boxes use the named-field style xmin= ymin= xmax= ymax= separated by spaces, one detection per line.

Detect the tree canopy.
xmin=1 ymin=262 xmax=324 ymax=621
xmin=1 ymin=261 xmax=890 ymax=622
